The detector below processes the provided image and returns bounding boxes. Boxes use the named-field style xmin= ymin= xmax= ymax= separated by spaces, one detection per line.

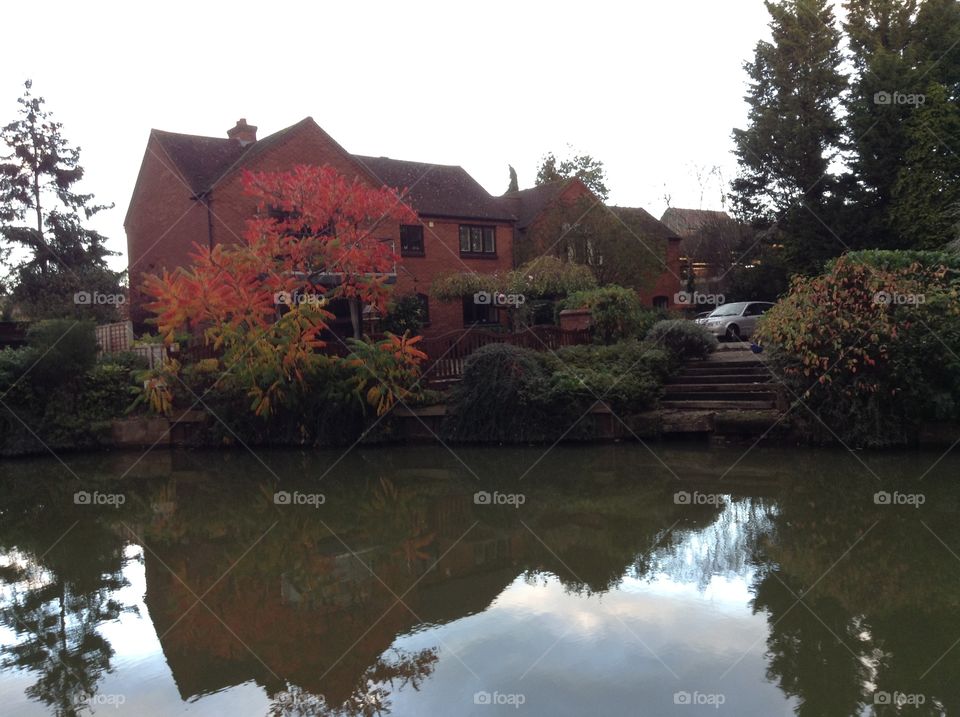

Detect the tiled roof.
xmin=660 ymin=207 xmax=733 ymax=238
xmin=352 ymin=155 xmax=515 ymax=221
xmin=501 ymin=180 xmax=574 ymax=229
xmin=609 ymin=206 xmax=680 ymax=242
xmin=149 ymin=118 xmax=515 ymax=220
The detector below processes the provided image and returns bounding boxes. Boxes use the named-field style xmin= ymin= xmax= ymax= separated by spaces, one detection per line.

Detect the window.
xmin=462 ymin=296 xmax=498 ymax=325
xmin=459 ymin=225 xmax=496 ymax=256
xmin=652 ymin=296 xmax=669 ymax=310
xmin=400 ymin=225 xmax=424 ymax=256
xmin=743 ymin=303 xmax=767 ymax=317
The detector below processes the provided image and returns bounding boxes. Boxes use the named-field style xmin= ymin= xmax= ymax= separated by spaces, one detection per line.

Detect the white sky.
xmin=1 ymin=0 xmax=774 ymax=272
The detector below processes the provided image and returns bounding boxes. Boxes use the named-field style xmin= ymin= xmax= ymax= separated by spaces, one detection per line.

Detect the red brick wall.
xmin=393 ymin=218 xmax=513 ymax=337
xmin=125 ymin=136 xmax=210 ymax=328
xmin=638 ymin=237 xmax=683 ymax=309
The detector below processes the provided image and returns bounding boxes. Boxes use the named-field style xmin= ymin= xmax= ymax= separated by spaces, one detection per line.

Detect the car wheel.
xmin=725 ymin=324 xmax=741 ymax=342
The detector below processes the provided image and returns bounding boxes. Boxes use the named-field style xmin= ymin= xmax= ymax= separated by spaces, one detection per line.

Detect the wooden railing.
xmin=418 ymin=326 xmax=592 ymax=382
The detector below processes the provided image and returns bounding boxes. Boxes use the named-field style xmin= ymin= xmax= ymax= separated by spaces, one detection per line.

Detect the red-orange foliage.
xmin=140 ymin=165 xmax=421 ymax=416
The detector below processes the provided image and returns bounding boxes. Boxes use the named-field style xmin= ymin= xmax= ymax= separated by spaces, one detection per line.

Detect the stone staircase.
xmin=661 ymin=352 xmax=779 ymax=411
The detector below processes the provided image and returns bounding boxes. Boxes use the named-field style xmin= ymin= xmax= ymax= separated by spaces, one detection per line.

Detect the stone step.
xmin=682 ymin=361 xmax=768 ymax=371
xmin=660 ymin=399 xmax=778 ymax=410
xmin=663 ymin=391 xmax=778 ymax=403
xmin=665 ymin=383 xmax=778 ymax=393
xmin=671 ymin=374 xmax=773 ymax=384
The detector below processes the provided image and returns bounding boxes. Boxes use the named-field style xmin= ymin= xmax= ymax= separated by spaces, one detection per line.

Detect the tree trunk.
xmin=349 ymin=297 xmax=362 ymax=339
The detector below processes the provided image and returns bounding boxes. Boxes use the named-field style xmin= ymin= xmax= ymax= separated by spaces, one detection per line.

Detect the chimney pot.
xmin=227 ymin=118 xmax=257 ymax=146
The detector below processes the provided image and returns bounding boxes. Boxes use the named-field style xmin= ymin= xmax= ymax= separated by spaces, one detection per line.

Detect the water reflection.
xmin=0 ymin=445 xmax=957 ymax=715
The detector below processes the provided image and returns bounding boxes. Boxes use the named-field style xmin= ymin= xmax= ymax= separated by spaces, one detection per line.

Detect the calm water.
xmin=1 ymin=444 xmax=959 ymax=716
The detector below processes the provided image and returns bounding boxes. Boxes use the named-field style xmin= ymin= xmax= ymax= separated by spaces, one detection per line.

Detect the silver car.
xmin=695 ymin=301 xmax=774 ymax=341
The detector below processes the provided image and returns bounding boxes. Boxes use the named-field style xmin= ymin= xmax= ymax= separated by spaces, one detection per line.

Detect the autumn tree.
xmin=143 ymin=165 xmax=426 ymax=417
xmin=0 ymin=80 xmax=122 ymax=320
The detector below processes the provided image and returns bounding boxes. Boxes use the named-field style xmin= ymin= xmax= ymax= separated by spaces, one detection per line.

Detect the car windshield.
xmin=708 ymin=302 xmax=748 ymax=317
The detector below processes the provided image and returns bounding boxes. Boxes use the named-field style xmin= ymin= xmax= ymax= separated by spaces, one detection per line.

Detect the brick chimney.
xmin=227 ymin=118 xmax=257 ymax=146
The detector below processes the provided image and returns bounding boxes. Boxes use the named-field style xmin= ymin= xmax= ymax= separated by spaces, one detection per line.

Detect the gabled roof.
xmin=141 ymin=117 xmax=514 ymax=221
xmin=150 ymin=131 xmax=247 ymax=196
xmin=609 ymin=206 xmax=680 ymax=242
xmin=660 ymin=207 xmax=733 ymax=238
xmin=502 ymin=178 xmax=584 ymax=229
xmin=352 ymin=155 xmax=515 ymax=221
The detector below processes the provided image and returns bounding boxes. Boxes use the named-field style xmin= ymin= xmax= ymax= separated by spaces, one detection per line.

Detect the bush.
xmin=757 ymin=252 xmax=960 ymax=446
xmin=560 ymin=286 xmax=656 ymax=343
xmin=443 ymin=344 xmax=559 ymax=442
xmin=645 ymin=320 xmax=718 ymax=360
xmin=26 ymin=319 xmax=98 ymax=387
xmin=382 ymin=295 xmax=427 ymax=335
xmin=443 ymin=340 xmax=675 ymax=443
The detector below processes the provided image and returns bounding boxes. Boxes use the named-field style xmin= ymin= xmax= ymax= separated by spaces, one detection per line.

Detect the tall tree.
xmin=731 ymin=0 xmax=847 ymax=276
xmin=0 ymin=80 xmax=122 ymax=320
xmin=535 ymin=150 xmax=609 ymax=200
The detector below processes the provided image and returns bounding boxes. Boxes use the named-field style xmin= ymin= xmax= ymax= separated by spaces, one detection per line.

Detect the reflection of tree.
xmin=751 ymin=568 xmax=870 ymax=717
xmin=266 ymin=648 xmax=438 ymax=717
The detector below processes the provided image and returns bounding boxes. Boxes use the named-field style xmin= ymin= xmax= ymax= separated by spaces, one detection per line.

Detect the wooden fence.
xmin=418 ymin=326 xmax=592 ymax=382
xmin=95 ymin=321 xmax=134 ymax=354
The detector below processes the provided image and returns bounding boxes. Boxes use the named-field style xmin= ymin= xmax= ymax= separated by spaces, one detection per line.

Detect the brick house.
xmin=126 ymin=117 xmax=681 ymax=335
xmin=504 ymin=178 xmax=683 ymax=309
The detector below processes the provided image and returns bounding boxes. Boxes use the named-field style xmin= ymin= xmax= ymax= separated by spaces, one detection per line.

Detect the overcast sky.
xmin=1 ymin=0 xmax=773 ymax=271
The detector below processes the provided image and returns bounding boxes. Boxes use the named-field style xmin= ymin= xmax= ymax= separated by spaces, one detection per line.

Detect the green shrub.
xmin=560 ymin=286 xmax=655 ymax=343
xmin=645 ymin=320 xmax=718 ymax=360
xmin=382 ymin=295 xmax=427 ymax=335
xmin=26 ymin=319 xmax=98 ymax=387
xmin=758 ymin=252 xmax=960 ymax=446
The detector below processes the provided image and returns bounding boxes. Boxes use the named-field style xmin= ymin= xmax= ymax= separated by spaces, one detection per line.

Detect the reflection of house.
xmin=504 ymin=179 xmax=683 ymax=309
xmin=660 ymin=207 xmax=742 ymax=281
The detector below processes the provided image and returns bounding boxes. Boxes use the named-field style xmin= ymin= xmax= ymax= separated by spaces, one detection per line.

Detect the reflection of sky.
xmin=386 ymin=500 xmax=795 ymax=716
xmin=1 ymin=500 xmax=795 ymax=716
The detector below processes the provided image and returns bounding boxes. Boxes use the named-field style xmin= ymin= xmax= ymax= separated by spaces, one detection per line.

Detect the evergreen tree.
xmin=889 ymin=82 xmax=960 ymax=247
xmin=507 ymin=164 xmax=519 ymax=193
xmin=731 ymin=0 xmax=847 ymax=275
xmin=0 ymin=80 xmax=122 ymax=321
